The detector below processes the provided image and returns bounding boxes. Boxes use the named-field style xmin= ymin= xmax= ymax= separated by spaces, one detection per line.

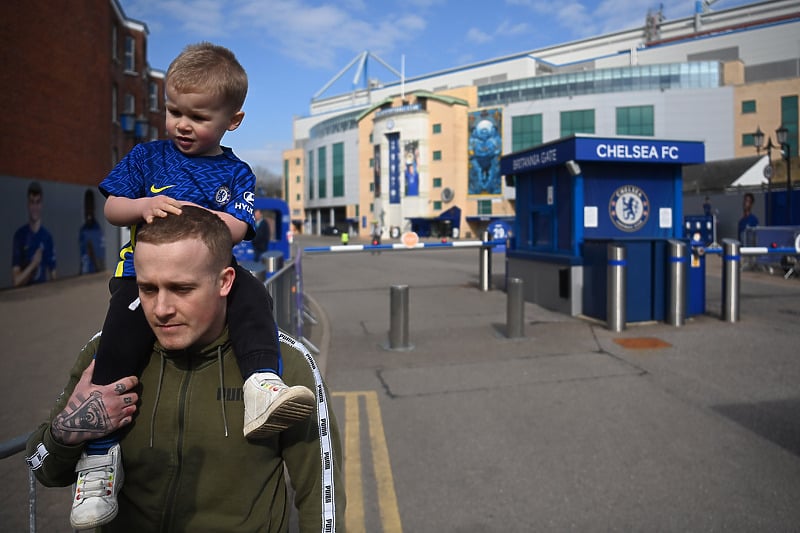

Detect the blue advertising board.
xmin=501 ymin=135 xmax=704 ymax=176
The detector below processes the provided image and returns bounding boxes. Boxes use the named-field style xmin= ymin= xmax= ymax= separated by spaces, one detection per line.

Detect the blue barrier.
xmin=303 ymin=239 xmax=505 ymax=254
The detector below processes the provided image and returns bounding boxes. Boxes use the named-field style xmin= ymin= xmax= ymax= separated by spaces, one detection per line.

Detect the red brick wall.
xmin=0 ymin=0 xmax=163 ymax=187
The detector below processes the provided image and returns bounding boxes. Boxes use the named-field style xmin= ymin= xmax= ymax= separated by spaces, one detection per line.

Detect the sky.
xmin=118 ymin=0 xmax=756 ymax=174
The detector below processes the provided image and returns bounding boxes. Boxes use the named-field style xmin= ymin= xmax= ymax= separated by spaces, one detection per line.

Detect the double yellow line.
xmin=332 ymin=390 xmax=403 ymax=533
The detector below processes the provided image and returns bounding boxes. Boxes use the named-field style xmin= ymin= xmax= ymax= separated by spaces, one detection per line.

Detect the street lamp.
xmin=752 ymin=126 xmax=775 ymax=225
xmin=775 ymin=124 xmax=793 ymax=225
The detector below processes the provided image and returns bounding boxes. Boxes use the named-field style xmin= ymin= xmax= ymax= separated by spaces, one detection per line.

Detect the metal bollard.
xmin=607 ymin=243 xmax=626 ymax=332
xmin=388 ymin=285 xmax=413 ymax=351
xmin=721 ymin=238 xmax=740 ymax=322
xmin=263 ymin=252 xmax=284 ymax=277
xmin=479 ymin=230 xmax=492 ymax=292
xmin=506 ymin=277 xmax=525 ymax=338
xmin=667 ymin=239 xmax=687 ymax=327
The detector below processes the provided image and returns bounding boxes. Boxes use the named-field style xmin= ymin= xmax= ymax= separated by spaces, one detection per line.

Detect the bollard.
xmin=388 ymin=285 xmax=413 ymax=351
xmin=607 ymin=242 xmax=626 ymax=332
xmin=263 ymin=252 xmax=284 ymax=277
xmin=479 ymin=230 xmax=492 ymax=292
xmin=506 ymin=277 xmax=525 ymax=338
xmin=721 ymin=238 xmax=740 ymax=322
xmin=667 ymin=239 xmax=687 ymax=327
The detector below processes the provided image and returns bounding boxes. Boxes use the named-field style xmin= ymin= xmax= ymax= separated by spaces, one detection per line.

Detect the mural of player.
xmin=404 ymin=140 xmax=419 ymax=196
xmin=468 ymin=109 xmax=502 ymax=195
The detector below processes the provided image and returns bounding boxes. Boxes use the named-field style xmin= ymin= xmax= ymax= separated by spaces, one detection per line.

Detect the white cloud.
xmin=466 ymin=27 xmax=493 ymax=44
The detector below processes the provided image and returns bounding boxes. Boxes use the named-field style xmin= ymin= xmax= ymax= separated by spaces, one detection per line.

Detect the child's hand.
xmin=142 ymin=196 xmax=182 ymax=223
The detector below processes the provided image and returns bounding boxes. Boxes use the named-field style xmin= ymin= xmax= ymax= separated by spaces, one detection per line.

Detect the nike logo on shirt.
xmin=150 ymin=184 xmax=176 ymax=193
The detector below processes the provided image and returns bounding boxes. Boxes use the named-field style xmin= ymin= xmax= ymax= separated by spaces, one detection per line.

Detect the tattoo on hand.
xmin=115 ymin=383 xmax=126 ymax=394
xmin=53 ymin=391 xmax=112 ymax=443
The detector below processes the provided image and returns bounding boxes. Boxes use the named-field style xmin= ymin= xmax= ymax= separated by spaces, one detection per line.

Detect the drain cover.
xmin=613 ymin=337 xmax=671 ymax=350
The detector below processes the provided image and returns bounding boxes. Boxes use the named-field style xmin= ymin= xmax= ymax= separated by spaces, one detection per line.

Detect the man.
xmin=26 ymin=206 xmax=344 ymax=532
xmin=738 ymin=192 xmax=759 ymax=242
xmin=252 ymin=208 xmax=271 ymax=259
xmin=79 ymin=189 xmax=106 ymax=274
xmin=12 ymin=181 xmax=56 ymax=286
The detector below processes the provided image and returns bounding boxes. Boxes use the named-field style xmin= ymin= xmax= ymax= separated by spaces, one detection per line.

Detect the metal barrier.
xmin=607 ymin=243 xmax=626 ymax=332
xmin=387 ymin=285 xmax=413 ymax=351
xmin=667 ymin=239 xmax=688 ymax=327
xmin=721 ymin=239 xmax=741 ymax=323
xmin=506 ymin=277 xmax=525 ymax=338
xmin=303 ymin=238 xmax=506 ymax=295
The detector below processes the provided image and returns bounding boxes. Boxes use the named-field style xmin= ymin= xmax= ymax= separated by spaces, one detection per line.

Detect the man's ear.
xmin=228 ymin=111 xmax=245 ymax=132
xmin=219 ymin=266 xmax=236 ymax=297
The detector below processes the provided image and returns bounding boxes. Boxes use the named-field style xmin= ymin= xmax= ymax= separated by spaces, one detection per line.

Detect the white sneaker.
xmin=70 ymin=443 xmax=124 ymax=530
xmin=243 ymin=372 xmax=316 ymax=439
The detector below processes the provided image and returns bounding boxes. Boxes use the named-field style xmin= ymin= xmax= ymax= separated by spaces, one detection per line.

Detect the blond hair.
xmin=166 ymin=42 xmax=248 ymax=111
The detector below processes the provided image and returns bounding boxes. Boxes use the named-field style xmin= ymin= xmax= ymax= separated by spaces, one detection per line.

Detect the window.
xmin=370 ymin=203 xmax=374 ymax=213
xmin=477 ymin=200 xmax=492 ymax=215
xmin=355 ymin=205 xmax=360 ymax=217
xmin=560 ymin=109 xmax=594 ymax=136
xmin=124 ymin=36 xmax=135 ymax=72
xmin=307 ymin=150 xmax=314 ymax=200
xmin=433 ymin=177 xmax=442 ymax=188
xmin=332 ymin=143 xmax=344 ymax=197
xmin=369 ymin=158 xmax=374 ymax=168
xmin=742 ymin=133 xmax=756 ymax=147
xmin=369 ymin=133 xmax=373 ymax=144
xmin=369 ymin=183 xmax=374 ymax=192
xmin=433 ymin=123 xmax=442 ymax=134
xmin=433 ymin=201 xmax=442 ymax=210
xmin=295 ymin=175 xmax=301 ymax=183
xmin=317 ymin=146 xmax=327 ymax=198
xmin=124 ymin=93 xmax=135 ymax=114
xmin=433 ymin=150 xmax=442 ymax=161
xmin=616 ymin=105 xmax=654 ymax=136
xmin=111 ymin=85 xmax=118 ymax=122
xmin=111 ymin=26 xmax=118 ymax=61
xmin=512 ymin=114 xmax=542 ymax=151
xmin=295 ymin=157 xmax=300 ymax=165
xmin=741 ymin=100 xmax=756 ymax=114
xmin=149 ymin=82 xmax=159 ymax=111
xmin=296 ymin=193 xmax=301 ymax=201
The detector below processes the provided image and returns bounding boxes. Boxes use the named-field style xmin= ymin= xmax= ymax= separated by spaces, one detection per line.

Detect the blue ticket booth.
xmin=500 ymin=135 xmax=705 ymax=322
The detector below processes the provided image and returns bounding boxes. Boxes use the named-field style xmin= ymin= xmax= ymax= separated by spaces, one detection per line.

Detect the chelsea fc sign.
xmin=609 ymin=185 xmax=649 ymax=232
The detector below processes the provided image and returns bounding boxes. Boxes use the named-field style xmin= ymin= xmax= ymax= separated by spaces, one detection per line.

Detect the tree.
xmin=252 ymin=165 xmax=283 ymax=198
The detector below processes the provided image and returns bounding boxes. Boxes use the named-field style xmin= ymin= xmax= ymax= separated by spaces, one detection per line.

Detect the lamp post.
xmin=752 ymin=126 xmax=774 ymax=225
xmin=775 ymin=124 xmax=793 ymax=225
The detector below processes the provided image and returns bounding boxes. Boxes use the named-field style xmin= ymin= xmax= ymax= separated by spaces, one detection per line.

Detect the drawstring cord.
xmin=149 ymin=353 xmax=166 ymax=448
xmin=217 ymin=346 xmax=229 ymax=437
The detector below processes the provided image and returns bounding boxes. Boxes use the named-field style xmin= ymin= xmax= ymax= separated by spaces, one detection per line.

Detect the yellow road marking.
xmin=333 ymin=391 xmax=403 ymax=533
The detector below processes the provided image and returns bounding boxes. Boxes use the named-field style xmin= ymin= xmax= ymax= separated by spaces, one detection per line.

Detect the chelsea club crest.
xmin=609 ymin=185 xmax=649 ymax=232
xmin=214 ymin=185 xmax=231 ymax=206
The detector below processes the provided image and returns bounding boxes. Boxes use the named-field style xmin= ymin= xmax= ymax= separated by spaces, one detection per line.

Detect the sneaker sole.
xmin=244 ymin=388 xmax=316 ymax=439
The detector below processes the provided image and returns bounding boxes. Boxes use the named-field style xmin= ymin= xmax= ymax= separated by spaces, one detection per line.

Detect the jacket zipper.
xmin=162 ymin=353 xmax=193 ymax=531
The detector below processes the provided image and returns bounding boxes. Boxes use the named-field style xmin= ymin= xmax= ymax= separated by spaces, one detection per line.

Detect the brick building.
xmin=0 ymin=0 xmax=165 ymax=288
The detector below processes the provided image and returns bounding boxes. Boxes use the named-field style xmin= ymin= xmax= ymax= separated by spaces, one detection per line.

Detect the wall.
xmin=1 ymin=177 xmax=120 ymax=290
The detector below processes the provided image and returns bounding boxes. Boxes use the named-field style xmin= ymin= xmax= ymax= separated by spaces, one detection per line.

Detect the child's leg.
xmin=228 ymin=262 xmax=315 ymax=439
xmin=93 ymin=277 xmax=154 ymax=385
xmin=227 ymin=263 xmax=282 ymax=379
xmin=71 ymin=276 xmax=152 ymax=529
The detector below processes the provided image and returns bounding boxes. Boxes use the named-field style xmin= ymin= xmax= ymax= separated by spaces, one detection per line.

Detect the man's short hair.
xmin=27 ymin=181 xmax=42 ymax=198
xmin=135 ymin=206 xmax=232 ymax=271
xmin=166 ymin=42 xmax=248 ymax=111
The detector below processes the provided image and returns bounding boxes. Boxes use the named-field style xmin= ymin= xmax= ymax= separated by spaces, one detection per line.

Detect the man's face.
xmin=135 ymin=237 xmax=234 ymax=351
xmin=27 ymin=193 xmax=43 ymax=223
xmin=165 ymin=84 xmax=243 ymax=157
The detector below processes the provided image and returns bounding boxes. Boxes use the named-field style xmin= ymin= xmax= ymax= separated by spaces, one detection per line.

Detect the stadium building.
xmin=284 ymin=0 xmax=799 ymax=240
